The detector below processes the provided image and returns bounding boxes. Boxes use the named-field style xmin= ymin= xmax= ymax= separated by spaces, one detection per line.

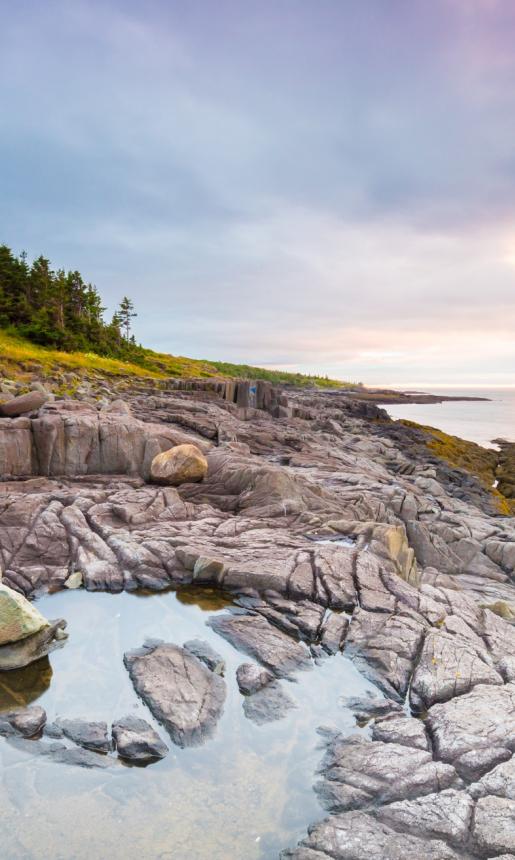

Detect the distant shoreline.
xmin=327 ymin=387 xmax=491 ymax=405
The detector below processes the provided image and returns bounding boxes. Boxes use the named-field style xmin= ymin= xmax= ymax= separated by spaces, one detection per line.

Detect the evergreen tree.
xmin=0 ymin=244 xmax=142 ymax=361
xmin=118 ymin=296 xmax=137 ymax=341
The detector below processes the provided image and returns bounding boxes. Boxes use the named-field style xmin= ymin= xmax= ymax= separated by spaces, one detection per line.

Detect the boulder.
xmin=150 ymin=443 xmax=208 ymax=486
xmin=426 ymin=682 xmax=515 ymax=763
xmin=0 ymin=619 xmax=67 ymax=670
xmin=236 ymin=662 xmax=274 ymax=695
xmin=375 ymin=789 xmax=474 ymax=846
xmin=112 ymin=715 xmax=168 ymax=762
xmin=0 ymin=583 xmax=50 ymax=645
xmin=409 ymin=629 xmax=503 ymax=711
xmin=0 ymin=391 xmax=47 ymax=417
xmin=0 ymin=705 xmax=46 ymax=738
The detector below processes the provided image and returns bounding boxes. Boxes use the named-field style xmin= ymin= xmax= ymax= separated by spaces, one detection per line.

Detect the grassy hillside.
xmin=0 ymin=329 xmax=346 ymax=388
xmin=208 ymin=360 xmax=351 ymax=388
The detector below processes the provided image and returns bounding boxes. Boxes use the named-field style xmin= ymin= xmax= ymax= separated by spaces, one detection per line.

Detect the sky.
xmin=1 ymin=0 xmax=515 ymax=387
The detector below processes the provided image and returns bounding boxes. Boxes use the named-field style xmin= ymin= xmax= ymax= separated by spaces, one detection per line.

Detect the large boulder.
xmin=0 ymin=619 xmax=67 ymax=670
xmin=0 ymin=391 xmax=47 ymax=417
xmin=0 ymin=583 xmax=50 ymax=645
xmin=150 ymin=443 xmax=208 ymax=486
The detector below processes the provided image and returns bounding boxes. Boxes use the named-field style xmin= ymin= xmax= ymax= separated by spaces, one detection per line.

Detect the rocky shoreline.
xmin=1 ymin=376 xmax=515 ymax=858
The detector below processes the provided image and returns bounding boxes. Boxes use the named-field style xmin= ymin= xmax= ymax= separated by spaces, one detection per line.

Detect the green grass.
xmin=0 ymin=329 xmax=348 ymax=388
xmin=208 ymin=361 xmax=349 ymax=388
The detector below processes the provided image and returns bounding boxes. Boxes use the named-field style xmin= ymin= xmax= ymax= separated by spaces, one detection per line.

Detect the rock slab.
xmin=124 ymin=641 xmax=226 ymax=747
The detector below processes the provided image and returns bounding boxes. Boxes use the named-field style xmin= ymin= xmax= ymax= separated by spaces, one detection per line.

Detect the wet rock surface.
xmin=242 ymin=681 xmax=296 ymax=725
xmin=55 ymin=717 xmax=112 ymax=752
xmin=124 ymin=641 xmax=226 ymax=747
xmin=208 ymin=611 xmax=312 ymax=678
xmin=112 ymin=715 xmax=169 ymax=762
xmin=0 ymin=380 xmax=514 ymax=857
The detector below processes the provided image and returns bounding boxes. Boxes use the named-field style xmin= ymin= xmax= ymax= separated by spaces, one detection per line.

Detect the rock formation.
xmin=0 ymin=378 xmax=515 ymax=856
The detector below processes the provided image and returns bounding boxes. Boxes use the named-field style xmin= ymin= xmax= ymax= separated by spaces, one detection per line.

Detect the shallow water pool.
xmin=0 ymin=587 xmax=377 ymax=860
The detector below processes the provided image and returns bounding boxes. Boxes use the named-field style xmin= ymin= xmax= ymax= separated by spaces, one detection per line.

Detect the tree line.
xmin=0 ymin=244 xmax=139 ymax=358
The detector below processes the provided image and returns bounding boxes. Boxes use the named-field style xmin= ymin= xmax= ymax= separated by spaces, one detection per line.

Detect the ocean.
xmin=385 ymin=387 xmax=515 ymax=449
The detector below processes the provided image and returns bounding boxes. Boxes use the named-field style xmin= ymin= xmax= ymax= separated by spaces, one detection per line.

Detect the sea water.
xmin=386 ymin=387 xmax=515 ymax=448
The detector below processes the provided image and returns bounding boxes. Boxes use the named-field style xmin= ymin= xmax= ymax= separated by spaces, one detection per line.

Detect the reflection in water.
xmin=0 ymin=586 xmax=378 ymax=860
xmin=0 ymin=657 xmax=52 ymax=711
xmin=173 ymin=585 xmax=232 ymax=611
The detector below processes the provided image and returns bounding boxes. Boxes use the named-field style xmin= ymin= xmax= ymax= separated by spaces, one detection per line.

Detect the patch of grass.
xmin=208 ymin=361 xmax=349 ymax=388
xmin=0 ymin=329 xmax=350 ymax=389
xmin=0 ymin=330 xmax=227 ymax=382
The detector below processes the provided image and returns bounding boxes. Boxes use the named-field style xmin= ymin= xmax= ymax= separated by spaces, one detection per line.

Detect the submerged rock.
xmin=0 ymin=705 xmax=46 ymax=737
xmin=243 ymin=681 xmax=296 ymax=725
xmin=55 ymin=717 xmax=111 ymax=753
xmin=7 ymin=736 xmax=113 ymax=769
xmin=236 ymin=662 xmax=274 ymax=695
xmin=124 ymin=641 xmax=226 ymax=747
xmin=183 ymin=638 xmax=225 ymax=674
xmin=112 ymin=715 xmax=168 ymax=762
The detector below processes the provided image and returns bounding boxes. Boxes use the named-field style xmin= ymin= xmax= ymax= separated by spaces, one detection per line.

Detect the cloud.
xmin=0 ymin=0 xmax=514 ymax=385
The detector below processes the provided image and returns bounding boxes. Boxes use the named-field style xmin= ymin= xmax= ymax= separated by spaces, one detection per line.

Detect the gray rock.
xmin=124 ymin=641 xmax=226 ymax=747
xmin=243 ymin=682 xmax=296 ymax=725
xmin=409 ymin=629 xmax=503 ymax=711
xmin=50 ymin=746 xmax=113 ymax=769
xmin=455 ymin=746 xmax=512 ymax=781
xmin=372 ymin=714 xmax=429 ymax=750
xmin=6 ymin=735 xmax=113 ymax=768
xmin=4 ymin=706 xmax=46 ymax=738
xmin=315 ymin=734 xmax=458 ymax=813
xmin=344 ymin=607 xmax=426 ymax=701
xmin=56 ymin=718 xmax=111 ymax=753
xmin=342 ymin=692 xmax=402 ymax=722
xmin=281 ymin=809 xmax=462 ymax=859
xmin=473 ymin=796 xmax=515 ymax=855
xmin=426 ymin=682 xmax=515 ymax=763
xmin=112 ymin=715 xmax=168 ymax=762
xmin=320 ymin=611 xmax=349 ymax=654
xmin=43 ymin=722 xmax=64 ymax=739
xmin=236 ymin=662 xmax=274 ymax=695
xmin=375 ymin=789 xmax=473 ymax=845
xmin=183 ymin=638 xmax=225 ymax=674
xmin=469 ymin=755 xmax=515 ymax=800
xmin=208 ymin=612 xmax=311 ymax=678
